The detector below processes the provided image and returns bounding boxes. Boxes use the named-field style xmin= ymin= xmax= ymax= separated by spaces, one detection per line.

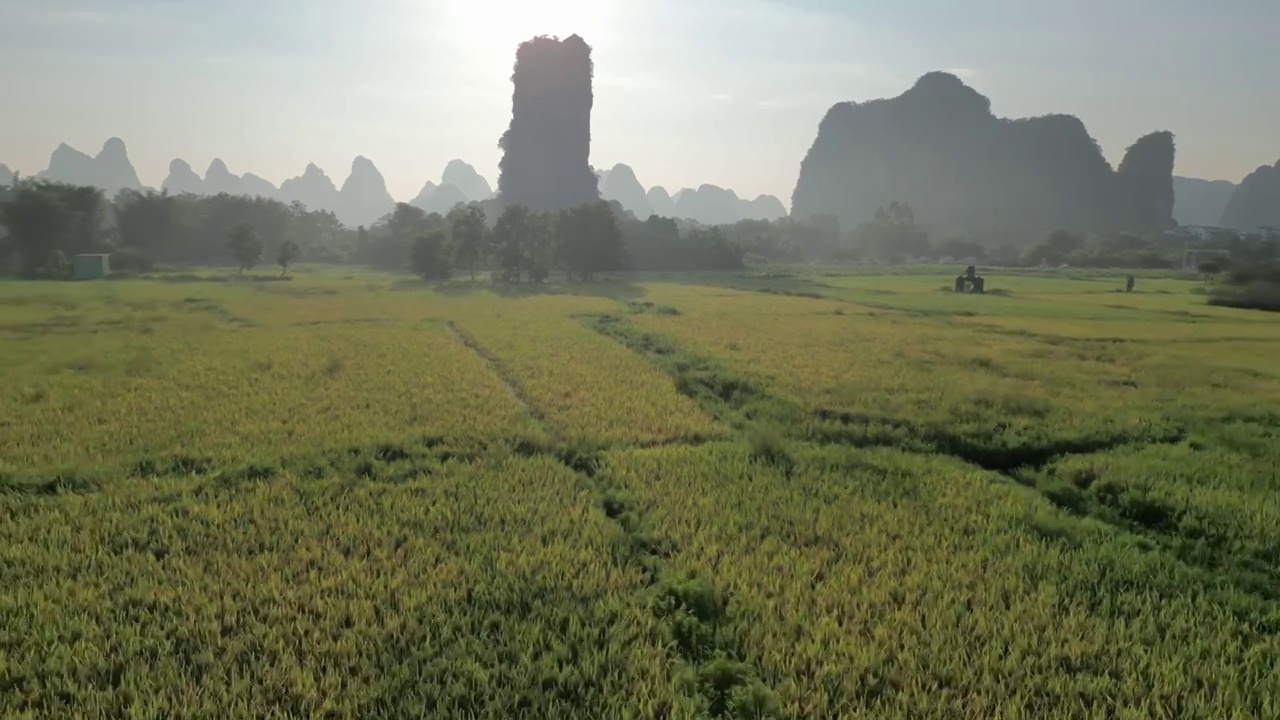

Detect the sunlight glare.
xmin=440 ymin=0 xmax=617 ymax=59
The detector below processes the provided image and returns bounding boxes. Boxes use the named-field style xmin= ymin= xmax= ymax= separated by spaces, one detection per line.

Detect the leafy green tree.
xmin=526 ymin=211 xmax=556 ymax=282
xmin=494 ymin=204 xmax=533 ymax=281
xmin=1197 ymin=258 xmax=1226 ymax=282
xmin=62 ymin=184 xmax=107 ymax=257
xmin=276 ymin=240 xmax=300 ymax=276
xmin=227 ymin=222 xmax=263 ymax=273
xmin=933 ymin=238 xmax=987 ymax=262
xmin=556 ymin=200 xmax=627 ymax=281
xmin=448 ymin=204 xmax=489 ymax=280
xmin=1023 ymin=229 xmax=1085 ymax=266
xmin=286 ymin=201 xmax=344 ymax=262
xmin=854 ymin=202 xmax=929 ymax=264
xmin=0 ymin=181 xmax=73 ymax=277
xmin=115 ymin=189 xmax=183 ymax=263
xmin=355 ymin=203 xmax=436 ymax=270
xmin=411 ymin=230 xmax=451 ymax=280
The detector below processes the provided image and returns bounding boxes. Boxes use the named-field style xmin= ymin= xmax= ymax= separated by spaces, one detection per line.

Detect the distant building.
xmin=1179 ymin=225 xmax=1221 ymax=241
xmin=72 ymin=254 xmax=110 ymax=280
xmin=1181 ymin=224 xmax=1278 ymax=241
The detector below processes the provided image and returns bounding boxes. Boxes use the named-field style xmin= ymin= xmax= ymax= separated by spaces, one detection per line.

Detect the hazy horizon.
xmin=3 ymin=0 xmax=1278 ymax=205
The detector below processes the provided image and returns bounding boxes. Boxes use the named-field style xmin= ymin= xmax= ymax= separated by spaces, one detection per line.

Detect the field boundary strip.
xmin=443 ymin=320 xmax=563 ymax=441
xmin=578 ymin=310 xmax=1249 ymax=573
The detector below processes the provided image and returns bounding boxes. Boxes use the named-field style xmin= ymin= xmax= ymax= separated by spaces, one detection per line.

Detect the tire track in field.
xmin=444 ymin=320 xmax=563 ymax=441
xmin=442 ymin=322 xmax=747 ymax=712
xmin=446 ymin=319 xmax=767 ymax=713
xmin=583 ymin=311 xmax=1280 ymax=604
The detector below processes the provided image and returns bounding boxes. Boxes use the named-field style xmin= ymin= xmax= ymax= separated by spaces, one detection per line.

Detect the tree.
xmin=227 ymin=222 xmax=263 ymax=273
xmin=276 ymin=240 xmax=300 ymax=276
xmin=448 ymin=204 xmax=488 ymax=280
xmin=853 ymin=202 xmax=929 ymax=264
xmin=555 ymin=200 xmax=627 ymax=281
xmin=933 ymin=238 xmax=987 ymax=262
xmin=286 ymin=202 xmax=344 ymax=262
xmin=1198 ymin=258 xmax=1226 ymax=282
xmin=493 ymin=204 xmax=532 ymax=281
xmin=0 ymin=181 xmax=75 ymax=277
xmin=116 ymin=189 xmax=184 ymax=263
xmin=62 ymin=184 xmax=107 ymax=257
xmin=411 ymin=230 xmax=451 ymax=280
xmin=1023 ymin=229 xmax=1085 ymax=266
xmin=354 ymin=203 xmax=436 ymax=270
xmin=526 ymin=211 xmax=556 ymax=282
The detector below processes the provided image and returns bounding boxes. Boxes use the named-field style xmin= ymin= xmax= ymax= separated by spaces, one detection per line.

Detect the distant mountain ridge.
xmin=1220 ymin=160 xmax=1280 ymax=231
xmin=279 ymin=163 xmax=340 ymax=215
xmin=37 ymin=137 xmax=143 ymax=198
xmin=337 ymin=156 xmax=396 ymax=227
xmin=599 ymin=162 xmax=788 ymax=225
xmin=792 ymin=71 xmax=1176 ymax=238
xmin=27 ymin=139 xmax=781 ymax=228
xmin=1172 ymin=176 xmax=1237 ymax=227
xmin=0 ymin=163 xmax=14 ymax=186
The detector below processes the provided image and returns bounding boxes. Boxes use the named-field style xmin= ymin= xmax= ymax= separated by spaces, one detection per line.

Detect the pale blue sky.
xmin=2 ymin=0 xmax=1278 ymax=205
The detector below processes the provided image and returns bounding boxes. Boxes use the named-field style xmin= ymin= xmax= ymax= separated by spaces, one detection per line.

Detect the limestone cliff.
xmin=336 ymin=156 xmax=396 ymax=227
xmin=38 ymin=137 xmax=143 ymax=198
xmin=161 ymin=159 xmax=204 ymax=195
xmin=498 ymin=35 xmax=600 ymax=211
xmin=1172 ymin=177 xmax=1236 ymax=227
xmin=791 ymin=72 xmax=1176 ymax=237
xmin=600 ymin=164 xmax=651 ymax=218
xmin=1221 ymin=161 xmax=1280 ymax=230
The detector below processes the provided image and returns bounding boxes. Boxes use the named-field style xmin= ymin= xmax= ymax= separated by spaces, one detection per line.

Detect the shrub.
xmin=110 ymin=246 xmax=155 ymax=272
xmin=1208 ymin=282 xmax=1280 ymax=312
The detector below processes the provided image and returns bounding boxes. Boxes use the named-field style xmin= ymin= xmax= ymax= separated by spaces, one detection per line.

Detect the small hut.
xmin=72 ymin=254 xmax=110 ymax=280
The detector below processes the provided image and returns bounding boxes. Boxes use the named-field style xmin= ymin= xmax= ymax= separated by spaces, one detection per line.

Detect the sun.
xmin=439 ymin=0 xmax=617 ymax=58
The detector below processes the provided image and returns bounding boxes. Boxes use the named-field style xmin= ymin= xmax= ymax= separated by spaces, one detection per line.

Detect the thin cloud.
xmin=945 ymin=67 xmax=979 ymax=78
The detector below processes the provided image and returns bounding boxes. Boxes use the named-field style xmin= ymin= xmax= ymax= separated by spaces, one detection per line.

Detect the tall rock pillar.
xmin=498 ymin=35 xmax=600 ymax=211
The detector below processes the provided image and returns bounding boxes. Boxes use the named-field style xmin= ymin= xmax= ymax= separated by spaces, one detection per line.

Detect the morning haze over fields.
xmin=1 ymin=1 xmax=1279 ymax=718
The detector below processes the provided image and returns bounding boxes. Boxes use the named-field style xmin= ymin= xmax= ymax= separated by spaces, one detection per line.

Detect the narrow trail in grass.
xmin=444 ymin=320 xmax=560 ymax=439
xmin=580 ymin=308 xmax=1273 ymax=601
xmin=449 ymin=318 xmax=757 ymax=714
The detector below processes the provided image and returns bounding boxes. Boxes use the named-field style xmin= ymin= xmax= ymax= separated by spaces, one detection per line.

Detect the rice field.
xmin=1 ymin=267 xmax=1277 ymax=718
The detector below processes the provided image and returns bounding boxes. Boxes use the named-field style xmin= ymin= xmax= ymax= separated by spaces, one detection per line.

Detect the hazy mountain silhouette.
xmin=279 ymin=163 xmax=340 ymax=216
xmin=443 ymin=160 xmax=493 ymax=201
xmin=336 ymin=156 xmax=395 ymax=227
xmin=37 ymin=138 xmax=143 ymax=198
xmin=203 ymin=159 xmax=247 ymax=196
xmin=595 ymin=167 xmax=612 ymax=187
xmin=411 ymin=183 xmax=468 ymax=215
xmin=410 ymin=181 xmax=438 ymax=208
xmin=161 ymin=159 xmax=204 ymax=195
xmin=675 ymin=185 xmax=740 ymax=225
xmin=739 ymin=194 xmax=788 ymax=221
xmin=498 ymin=35 xmax=600 ymax=211
xmin=241 ymin=173 xmax=279 ymax=199
xmin=792 ymin=72 xmax=1176 ymax=237
xmin=647 ymin=187 xmax=676 ymax=218
xmin=1115 ymin=131 xmax=1176 ymax=233
xmin=600 ymin=164 xmax=651 ymax=218
xmin=1172 ymin=177 xmax=1236 ymax=227
xmin=41 ymin=145 xmax=96 ymax=186
xmin=0 ymin=163 xmax=13 ymax=186
xmin=1220 ymin=161 xmax=1280 ymax=230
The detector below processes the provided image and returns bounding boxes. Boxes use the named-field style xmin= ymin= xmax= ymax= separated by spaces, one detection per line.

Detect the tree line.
xmin=0 ymin=179 xmax=761 ymax=279
xmin=11 ymin=178 xmax=1267 ymax=278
